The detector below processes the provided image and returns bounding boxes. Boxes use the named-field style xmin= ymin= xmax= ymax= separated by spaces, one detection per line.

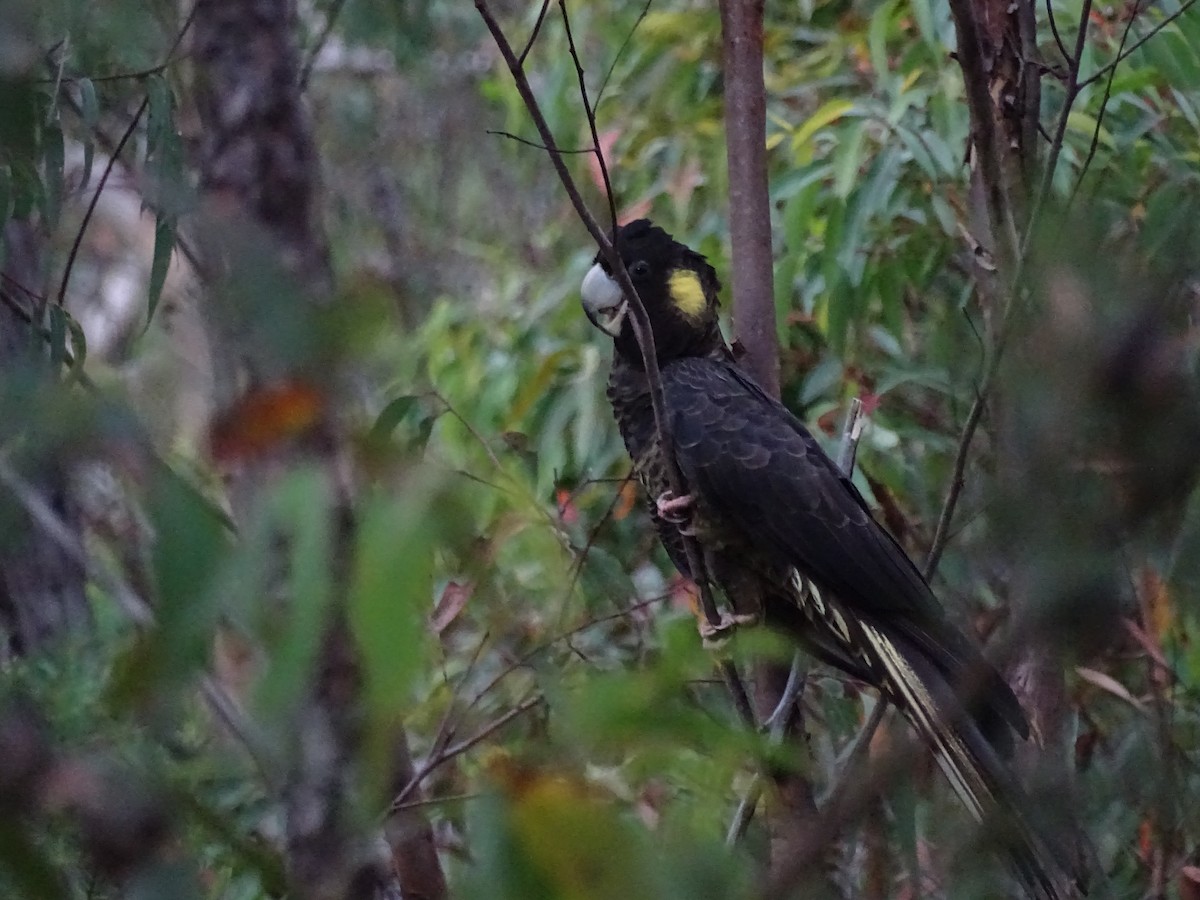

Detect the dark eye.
xmin=629 ymin=260 xmax=651 ymax=279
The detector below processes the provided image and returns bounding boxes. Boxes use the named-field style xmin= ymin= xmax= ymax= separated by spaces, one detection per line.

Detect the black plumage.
xmin=580 ymin=219 xmax=1073 ymax=899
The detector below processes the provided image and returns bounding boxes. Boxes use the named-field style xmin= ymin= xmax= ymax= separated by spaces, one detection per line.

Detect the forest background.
xmin=1 ymin=0 xmax=1200 ymax=897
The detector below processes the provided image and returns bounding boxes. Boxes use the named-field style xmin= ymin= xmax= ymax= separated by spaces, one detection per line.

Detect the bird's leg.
xmin=696 ymin=549 xmax=759 ymax=649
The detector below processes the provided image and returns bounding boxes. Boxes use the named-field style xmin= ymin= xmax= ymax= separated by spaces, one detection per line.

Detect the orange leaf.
xmin=1138 ymin=566 xmax=1174 ymax=642
xmin=556 ymin=489 xmax=580 ymax=525
xmin=209 ymin=381 xmax=324 ymax=463
xmin=613 ymin=479 xmax=638 ymax=521
xmin=669 ymin=575 xmax=700 ymax=617
xmin=1137 ymin=818 xmax=1153 ymax=863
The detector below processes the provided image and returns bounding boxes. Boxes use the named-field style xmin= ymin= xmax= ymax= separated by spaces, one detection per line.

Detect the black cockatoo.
xmin=580 ymin=219 xmax=1075 ymax=899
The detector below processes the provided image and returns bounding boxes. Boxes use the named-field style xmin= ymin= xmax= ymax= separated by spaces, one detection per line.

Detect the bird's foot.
xmin=656 ymin=490 xmax=694 ymax=525
xmin=698 ymin=609 xmax=759 ymax=649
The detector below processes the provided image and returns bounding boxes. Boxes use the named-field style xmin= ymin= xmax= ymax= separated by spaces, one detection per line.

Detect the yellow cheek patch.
xmin=667 ymin=269 xmax=708 ymax=318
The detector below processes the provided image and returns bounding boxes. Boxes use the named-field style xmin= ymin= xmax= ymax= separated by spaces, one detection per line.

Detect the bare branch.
xmin=923 ymin=388 xmax=986 ymax=579
xmin=558 ymin=0 xmax=618 ymax=238
xmin=1077 ymin=0 xmax=1199 ymax=90
xmin=1068 ymin=7 xmax=1140 ymax=207
xmin=1022 ymin=0 xmax=1094 ymax=259
xmin=1045 ymin=0 xmax=1073 ymax=66
xmin=54 ymin=97 xmax=148 ymax=312
xmin=299 ymin=0 xmax=351 ymax=90
xmin=519 ymin=0 xmax=553 ymax=66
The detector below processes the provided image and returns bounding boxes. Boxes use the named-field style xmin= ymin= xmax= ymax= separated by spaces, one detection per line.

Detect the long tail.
xmin=860 ymin=620 xmax=1077 ymax=900
xmin=779 ymin=568 xmax=1077 ymax=898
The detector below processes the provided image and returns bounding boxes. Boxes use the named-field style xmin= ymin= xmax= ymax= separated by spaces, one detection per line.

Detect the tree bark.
xmin=0 ymin=219 xmax=91 ymax=660
xmin=190 ymin=3 xmax=446 ymax=897
xmin=719 ymin=0 xmax=779 ymax=398
xmin=719 ymin=0 xmax=829 ymax=886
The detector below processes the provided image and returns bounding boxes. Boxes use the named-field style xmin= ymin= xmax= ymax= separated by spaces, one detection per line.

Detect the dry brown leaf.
xmin=431 ymin=580 xmax=473 ymax=634
xmin=1075 ymin=666 xmax=1147 ymax=713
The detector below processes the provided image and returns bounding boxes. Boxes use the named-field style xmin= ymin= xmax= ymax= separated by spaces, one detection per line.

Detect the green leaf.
xmin=77 ymin=77 xmax=98 ymax=190
xmin=350 ymin=476 xmax=441 ymax=794
xmin=791 ymin=99 xmax=857 ymax=161
xmin=148 ymin=469 xmax=229 ymax=688
xmin=41 ymin=123 xmax=63 ymax=232
xmin=255 ymin=468 xmax=333 ymax=722
xmin=48 ymin=304 xmax=67 ymax=373
xmin=832 ymin=121 xmax=868 ymax=199
xmin=146 ymin=214 xmax=174 ymax=327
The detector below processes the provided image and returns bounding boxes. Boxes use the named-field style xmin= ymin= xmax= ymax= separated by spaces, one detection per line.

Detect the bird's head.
xmin=580 ymin=219 xmax=722 ymax=364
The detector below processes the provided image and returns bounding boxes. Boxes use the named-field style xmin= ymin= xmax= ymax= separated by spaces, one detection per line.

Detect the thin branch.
xmin=52 ymin=1 xmax=199 ymax=312
xmin=1068 ymin=6 xmax=1140 ymax=208
xmin=923 ymin=389 xmax=986 ymax=579
xmin=726 ymin=776 xmax=763 ymax=845
xmin=518 ymin=0 xmax=553 ymax=65
xmin=389 ymin=694 xmax=544 ymax=810
xmin=1021 ymin=0 xmax=1094 ymax=260
xmin=1045 ymin=0 xmax=1073 ymax=66
xmin=1077 ymin=0 xmax=1199 ymax=89
xmin=596 ymin=0 xmax=654 ymax=105
xmin=487 ymin=130 xmax=596 ymax=153
xmin=53 ymin=96 xmax=149 ymax=311
xmin=559 ymin=0 xmax=618 ymax=238
xmin=817 ymin=698 xmax=889 ymax=809
xmin=835 ymin=397 xmax=866 ymax=474
xmin=299 ymin=0 xmax=350 ymax=90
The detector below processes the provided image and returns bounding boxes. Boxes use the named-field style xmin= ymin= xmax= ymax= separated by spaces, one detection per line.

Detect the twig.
xmin=53 ymin=96 xmax=149 ymax=311
xmin=389 ymin=694 xmax=544 ymax=810
xmin=1045 ymin=0 xmax=1073 ymax=66
xmin=51 ymin=1 xmax=199 ymax=312
xmin=1077 ymin=0 xmax=1199 ymax=89
xmin=558 ymin=0 xmax=618 ymax=239
xmin=518 ymin=0 xmax=553 ymax=65
xmin=487 ymin=130 xmax=595 ymax=153
xmin=923 ymin=389 xmax=986 ymax=580
xmin=1067 ymin=5 xmax=1139 ymax=208
xmin=1021 ymin=0 xmax=1094 ymax=260
xmin=816 ymin=698 xmax=889 ymax=808
xmin=596 ymin=0 xmax=654 ymax=105
xmin=565 ymin=470 xmax=635 ymax=597
xmin=299 ymin=0 xmax=350 ymax=90
xmin=719 ymin=659 xmax=758 ymax=728
xmin=726 ymin=776 xmax=763 ymax=845
xmin=836 ymin=397 xmax=866 ymax=474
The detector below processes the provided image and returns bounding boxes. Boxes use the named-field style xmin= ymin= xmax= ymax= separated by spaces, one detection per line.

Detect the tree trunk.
xmin=190 ymin=2 xmax=446 ymax=897
xmin=0 ymin=219 xmax=91 ymax=660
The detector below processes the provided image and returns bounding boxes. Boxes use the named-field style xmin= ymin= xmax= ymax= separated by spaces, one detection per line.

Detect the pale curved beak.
xmin=581 ymin=263 xmax=628 ymax=337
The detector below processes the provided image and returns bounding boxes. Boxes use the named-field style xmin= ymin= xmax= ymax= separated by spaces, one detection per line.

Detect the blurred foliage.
xmin=2 ymin=0 xmax=1200 ymax=897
